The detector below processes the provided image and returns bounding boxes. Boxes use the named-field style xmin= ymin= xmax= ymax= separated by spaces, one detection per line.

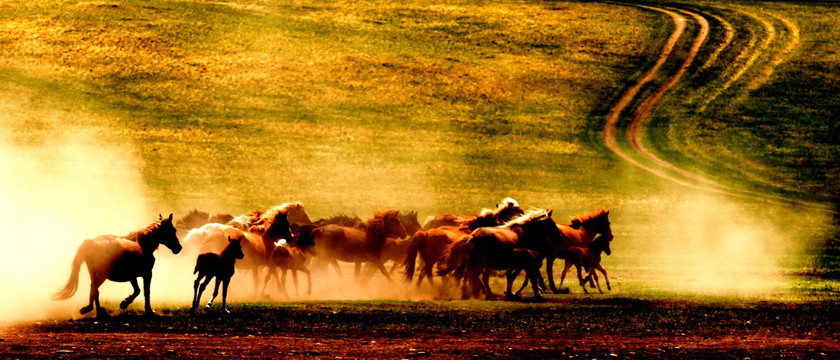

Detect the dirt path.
xmin=600 ymin=3 xmax=833 ymax=213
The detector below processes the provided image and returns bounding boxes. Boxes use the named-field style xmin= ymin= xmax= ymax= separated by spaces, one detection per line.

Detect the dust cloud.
xmin=615 ymin=189 xmax=828 ymax=297
xmin=0 ymin=91 xmax=153 ymax=321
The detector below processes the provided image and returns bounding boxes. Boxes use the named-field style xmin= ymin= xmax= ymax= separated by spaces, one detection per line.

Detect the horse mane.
xmin=569 ymin=209 xmax=610 ymax=229
xmin=364 ymin=210 xmax=400 ymax=243
xmin=125 ymin=218 xmax=168 ymax=243
xmin=314 ymin=213 xmax=362 ymax=227
xmin=503 ymin=209 xmax=552 ymax=228
xmin=175 ymin=209 xmax=209 ymax=229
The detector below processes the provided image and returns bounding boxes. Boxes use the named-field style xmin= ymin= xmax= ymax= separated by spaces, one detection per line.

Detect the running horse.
xmin=403 ymin=198 xmax=524 ymax=289
xmin=438 ymin=210 xmax=562 ymax=300
xmin=546 ymin=209 xmax=614 ymax=293
xmin=310 ymin=210 xmax=407 ymax=281
xmin=53 ymin=214 xmax=182 ymax=317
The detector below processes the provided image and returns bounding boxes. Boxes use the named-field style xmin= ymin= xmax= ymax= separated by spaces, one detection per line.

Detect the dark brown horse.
xmin=311 ymin=210 xmax=407 ymax=281
xmin=546 ymin=209 xmax=614 ymax=293
xmin=264 ymin=226 xmax=318 ymax=297
xmin=190 ymin=236 xmax=245 ymax=314
xmin=568 ymin=235 xmax=612 ymax=294
xmin=403 ymin=199 xmax=525 ymax=289
xmin=438 ymin=210 xmax=562 ymax=300
xmin=53 ymin=214 xmax=182 ymax=317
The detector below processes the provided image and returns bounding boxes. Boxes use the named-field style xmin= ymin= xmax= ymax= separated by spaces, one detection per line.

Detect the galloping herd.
xmin=54 ymin=199 xmax=614 ymax=317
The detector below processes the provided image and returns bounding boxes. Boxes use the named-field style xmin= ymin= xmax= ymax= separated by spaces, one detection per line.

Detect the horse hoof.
xmin=80 ymin=305 xmax=94 ymax=315
xmin=144 ymin=310 xmax=157 ymax=317
xmin=223 ymin=308 xmax=231 ymax=314
xmin=119 ymin=300 xmax=131 ymax=310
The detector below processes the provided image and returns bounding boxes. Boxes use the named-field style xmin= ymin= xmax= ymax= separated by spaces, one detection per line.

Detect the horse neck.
xmin=126 ymin=228 xmax=160 ymax=255
xmin=363 ymin=219 xmax=388 ymax=247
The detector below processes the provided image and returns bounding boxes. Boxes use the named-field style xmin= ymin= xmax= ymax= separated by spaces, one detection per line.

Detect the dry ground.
xmin=2 ymin=298 xmax=839 ymax=359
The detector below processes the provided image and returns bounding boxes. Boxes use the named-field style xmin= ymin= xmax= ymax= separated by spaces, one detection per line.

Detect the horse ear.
xmin=228 ymin=236 xmax=233 ymax=242
xmin=547 ymin=209 xmax=553 ymax=218
xmin=168 ymin=213 xmax=173 ymax=221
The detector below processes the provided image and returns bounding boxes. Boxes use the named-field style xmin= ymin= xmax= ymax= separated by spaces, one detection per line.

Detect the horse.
xmin=311 ymin=210 xmax=407 ymax=281
xmin=422 ymin=213 xmax=470 ymax=230
xmin=53 ymin=214 xmax=182 ymax=317
xmin=567 ymin=235 xmax=612 ymax=294
xmin=437 ymin=209 xmax=562 ymax=300
xmin=545 ymin=209 xmax=614 ymax=294
xmin=264 ymin=225 xmax=318 ymax=297
xmin=403 ymin=198 xmax=525 ymax=289
xmin=190 ymin=236 xmax=245 ymax=314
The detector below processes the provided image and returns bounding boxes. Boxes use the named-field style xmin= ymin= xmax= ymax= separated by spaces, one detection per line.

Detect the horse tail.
xmin=437 ymin=235 xmax=473 ymax=277
xmin=53 ymin=244 xmax=86 ymax=300
xmin=402 ymin=230 xmax=424 ymax=281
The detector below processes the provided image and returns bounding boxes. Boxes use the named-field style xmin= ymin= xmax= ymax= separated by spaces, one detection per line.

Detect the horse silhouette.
xmin=191 ymin=236 xmax=245 ymax=314
xmin=53 ymin=214 xmax=182 ymax=317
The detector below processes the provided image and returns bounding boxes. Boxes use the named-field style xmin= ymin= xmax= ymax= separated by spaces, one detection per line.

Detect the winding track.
xmin=600 ymin=2 xmax=833 ymax=213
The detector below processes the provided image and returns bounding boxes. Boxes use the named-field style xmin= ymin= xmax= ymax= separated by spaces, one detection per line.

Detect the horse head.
xmin=379 ymin=210 xmax=407 ymax=239
xmin=398 ymin=211 xmax=422 ymax=238
xmin=591 ymin=235 xmax=612 ymax=256
xmin=157 ymin=213 xmax=182 ymax=254
xmin=265 ymin=209 xmax=295 ymax=243
xmin=224 ymin=236 xmax=246 ymax=260
xmin=570 ymin=209 xmax=613 ymax=242
xmin=283 ymin=202 xmax=312 ymax=225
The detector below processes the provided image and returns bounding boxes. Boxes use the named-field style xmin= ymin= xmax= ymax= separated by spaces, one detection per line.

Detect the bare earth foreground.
xmin=1 ymin=298 xmax=839 ymax=359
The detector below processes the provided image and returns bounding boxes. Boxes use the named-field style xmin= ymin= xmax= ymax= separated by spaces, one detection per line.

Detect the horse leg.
xmin=142 ymin=273 xmax=155 ymax=316
xmin=354 ymin=262 xmax=362 ymax=283
xmin=279 ymin=269 xmax=289 ymax=298
xmin=596 ymin=264 xmax=611 ymax=291
xmin=557 ymin=260 xmax=573 ymax=292
xmin=82 ymin=275 xmax=106 ymax=317
xmin=545 ymin=256 xmax=561 ymax=294
xmin=300 ymin=267 xmax=312 ymax=296
xmin=197 ymin=276 xmax=213 ymax=309
xmin=221 ymin=277 xmax=231 ymax=314
xmin=207 ymin=277 xmax=221 ymax=308
xmin=263 ymin=267 xmax=280 ymax=298
xmin=120 ymin=278 xmax=141 ymax=310
xmin=291 ymin=269 xmax=300 ymax=296
xmin=505 ymin=269 xmax=520 ymax=299
xmin=191 ymin=274 xmax=205 ymax=314
xmin=374 ymin=261 xmax=393 ymax=282
xmin=576 ymin=265 xmax=589 ymax=294
xmin=591 ymin=270 xmax=603 ymax=294
xmin=481 ymin=268 xmax=493 ymax=300
xmin=528 ymin=268 xmax=543 ymax=300
xmin=330 ymin=259 xmax=343 ymax=280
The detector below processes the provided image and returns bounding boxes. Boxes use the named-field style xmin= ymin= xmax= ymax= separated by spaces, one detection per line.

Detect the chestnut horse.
xmin=546 ymin=209 xmax=614 ymax=293
xmin=191 ymin=236 xmax=245 ymax=314
xmin=311 ymin=210 xmax=407 ymax=281
xmin=438 ymin=210 xmax=562 ymax=300
xmin=403 ymin=198 xmax=525 ymax=289
xmin=53 ymin=214 xmax=182 ymax=317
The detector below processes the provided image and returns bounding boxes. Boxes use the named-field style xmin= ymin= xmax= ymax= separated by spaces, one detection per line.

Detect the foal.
xmin=191 ymin=236 xmax=245 ymax=314
xmin=566 ymin=235 xmax=612 ymax=294
xmin=265 ymin=225 xmax=317 ymax=297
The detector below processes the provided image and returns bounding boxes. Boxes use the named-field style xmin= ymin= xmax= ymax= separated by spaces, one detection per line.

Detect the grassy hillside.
xmin=1 ymin=0 xmax=838 ymax=296
xmin=0 ymin=0 xmax=668 ymax=217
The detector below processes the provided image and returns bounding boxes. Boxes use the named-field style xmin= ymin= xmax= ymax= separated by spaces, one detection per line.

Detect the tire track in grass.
xmin=601 ymin=3 xmax=834 ymax=213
